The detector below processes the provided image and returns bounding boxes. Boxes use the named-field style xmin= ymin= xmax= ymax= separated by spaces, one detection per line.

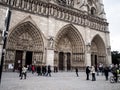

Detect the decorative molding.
xmin=0 ymin=0 xmax=108 ymax=32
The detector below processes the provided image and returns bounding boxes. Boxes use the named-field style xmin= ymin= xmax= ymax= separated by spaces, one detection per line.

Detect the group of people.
xmin=84 ymin=63 xmax=120 ymax=82
xmin=18 ymin=65 xmax=52 ymax=80
xmin=110 ymin=64 xmax=120 ymax=82
xmin=19 ymin=65 xmax=28 ymax=80
xmin=75 ymin=65 xmax=98 ymax=81
xmin=18 ymin=63 xmax=120 ymax=82
xmin=31 ymin=65 xmax=52 ymax=76
xmin=85 ymin=66 xmax=96 ymax=81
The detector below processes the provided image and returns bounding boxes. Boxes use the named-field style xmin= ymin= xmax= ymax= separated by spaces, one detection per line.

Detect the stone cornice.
xmin=0 ymin=0 xmax=109 ymax=32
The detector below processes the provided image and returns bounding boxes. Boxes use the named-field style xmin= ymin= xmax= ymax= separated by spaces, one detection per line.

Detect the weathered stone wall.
xmin=0 ymin=0 xmax=111 ymax=71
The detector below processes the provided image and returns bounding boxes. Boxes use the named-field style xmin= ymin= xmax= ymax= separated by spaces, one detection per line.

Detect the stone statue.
xmin=49 ymin=37 xmax=54 ymax=48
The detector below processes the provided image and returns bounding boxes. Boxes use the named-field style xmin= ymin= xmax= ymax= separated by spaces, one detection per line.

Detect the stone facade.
xmin=0 ymin=0 xmax=111 ymax=71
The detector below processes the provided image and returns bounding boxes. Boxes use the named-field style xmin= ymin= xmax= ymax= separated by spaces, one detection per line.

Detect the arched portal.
xmin=5 ymin=21 xmax=44 ymax=70
xmin=91 ymin=35 xmax=106 ymax=67
xmin=54 ymin=24 xmax=85 ymax=71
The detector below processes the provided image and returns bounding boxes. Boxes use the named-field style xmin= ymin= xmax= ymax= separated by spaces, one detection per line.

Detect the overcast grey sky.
xmin=104 ymin=0 xmax=120 ymax=52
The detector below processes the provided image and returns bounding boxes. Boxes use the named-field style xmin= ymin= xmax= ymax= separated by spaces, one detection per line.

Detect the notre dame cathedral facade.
xmin=0 ymin=0 xmax=111 ymax=71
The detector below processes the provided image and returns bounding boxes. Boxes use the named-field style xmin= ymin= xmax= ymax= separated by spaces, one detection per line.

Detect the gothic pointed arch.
xmin=5 ymin=21 xmax=44 ymax=70
xmin=54 ymin=24 xmax=85 ymax=70
xmin=91 ymin=34 xmax=106 ymax=66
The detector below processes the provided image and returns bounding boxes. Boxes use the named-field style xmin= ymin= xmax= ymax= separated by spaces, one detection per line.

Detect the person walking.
xmin=75 ymin=67 xmax=79 ymax=77
xmin=20 ymin=65 xmax=28 ymax=79
xmin=111 ymin=64 xmax=118 ymax=82
xmin=91 ymin=66 xmax=96 ymax=81
xmin=37 ymin=65 xmax=41 ymax=76
xmin=18 ymin=65 xmax=22 ymax=77
xmin=31 ymin=65 xmax=35 ymax=74
xmin=104 ymin=66 xmax=109 ymax=80
xmin=46 ymin=65 xmax=51 ymax=76
xmin=86 ymin=66 xmax=90 ymax=80
xmin=42 ymin=65 xmax=47 ymax=76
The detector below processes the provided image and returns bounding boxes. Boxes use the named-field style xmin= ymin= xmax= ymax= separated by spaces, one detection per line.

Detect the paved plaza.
xmin=0 ymin=72 xmax=120 ymax=90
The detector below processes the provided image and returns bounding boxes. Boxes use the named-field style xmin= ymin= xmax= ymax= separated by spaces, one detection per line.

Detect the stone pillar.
xmin=85 ymin=46 xmax=91 ymax=66
xmin=105 ymin=31 xmax=112 ymax=65
xmin=106 ymin=47 xmax=112 ymax=65
xmin=46 ymin=16 xmax=56 ymax=71
xmin=85 ymin=27 xmax=91 ymax=67
xmin=64 ymin=53 xmax=67 ymax=71
xmin=22 ymin=51 xmax=26 ymax=66
xmin=46 ymin=49 xmax=54 ymax=71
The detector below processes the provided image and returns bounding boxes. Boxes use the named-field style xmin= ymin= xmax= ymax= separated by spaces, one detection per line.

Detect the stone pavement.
xmin=0 ymin=72 xmax=120 ymax=90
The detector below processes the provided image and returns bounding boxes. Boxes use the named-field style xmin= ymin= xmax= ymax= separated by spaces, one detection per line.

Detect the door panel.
xmin=59 ymin=52 xmax=64 ymax=70
xmin=67 ymin=53 xmax=71 ymax=70
xmin=14 ymin=50 xmax=23 ymax=70
xmin=25 ymin=51 xmax=33 ymax=66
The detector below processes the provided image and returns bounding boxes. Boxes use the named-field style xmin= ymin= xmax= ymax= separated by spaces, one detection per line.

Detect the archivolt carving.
xmin=4 ymin=21 xmax=44 ymax=69
xmin=91 ymin=35 xmax=106 ymax=63
xmin=5 ymin=50 xmax=15 ymax=61
xmin=91 ymin=42 xmax=97 ymax=53
xmin=6 ymin=21 xmax=44 ymax=52
xmin=55 ymin=24 xmax=85 ymax=66
xmin=33 ymin=52 xmax=43 ymax=64
xmin=16 ymin=32 xmax=34 ymax=50
xmin=58 ymin=37 xmax=72 ymax=52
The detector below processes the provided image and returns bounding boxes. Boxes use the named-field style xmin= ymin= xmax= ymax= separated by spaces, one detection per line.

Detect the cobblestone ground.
xmin=0 ymin=72 xmax=120 ymax=90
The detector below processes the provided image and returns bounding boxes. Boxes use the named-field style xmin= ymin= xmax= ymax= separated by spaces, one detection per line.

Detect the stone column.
xmin=64 ymin=53 xmax=67 ymax=71
xmin=85 ymin=45 xmax=91 ymax=66
xmin=46 ymin=49 xmax=54 ymax=71
xmin=22 ymin=51 xmax=26 ymax=66
xmin=105 ymin=31 xmax=112 ymax=65
xmin=106 ymin=47 xmax=112 ymax=65
xmin=85 ymin=27 xmax=91 ymax=67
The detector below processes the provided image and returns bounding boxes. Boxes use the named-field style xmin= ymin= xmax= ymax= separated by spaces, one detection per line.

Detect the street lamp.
xmin=0 ymin=7 xmax=11 ymax=84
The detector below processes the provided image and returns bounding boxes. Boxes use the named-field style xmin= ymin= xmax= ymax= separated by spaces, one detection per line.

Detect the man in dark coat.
xmin=75 ymin=67 xmax=79 ymax=77
xmin=46 ymin=65 xmax=51 ymax=76
xmin=86 ymin=66 xmax=90 ymax=80
xmin=37 ymin=65 xmax=41 ymax=76
xmin=104 ymin=66 xmax=109 ymax=80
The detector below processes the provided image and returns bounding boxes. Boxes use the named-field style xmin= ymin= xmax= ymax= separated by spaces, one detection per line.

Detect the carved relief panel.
xmin=5 ymin=50 xmax=15 ymax=63
xmin=33 ymin=52 xmax=43 ymax=65
xmin=57 ymin=37 xmax=72 ymax=52
xmin=16 ymin=32 xmax=34 ymax=50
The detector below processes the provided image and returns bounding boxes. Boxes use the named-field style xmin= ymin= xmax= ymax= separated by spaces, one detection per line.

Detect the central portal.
xmin=25 ymin=51 xmax=33 ymax=66
xmin=58 ymin=52 xmax=71 ymax=71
